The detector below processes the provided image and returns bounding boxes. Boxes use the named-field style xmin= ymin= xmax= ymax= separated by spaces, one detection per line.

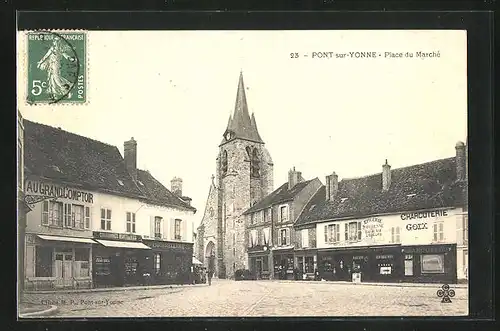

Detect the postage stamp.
xmin=26 ymin=31 xmax=86 ymax=105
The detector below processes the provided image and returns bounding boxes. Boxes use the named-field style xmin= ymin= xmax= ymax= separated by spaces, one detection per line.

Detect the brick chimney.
xmin=455 ymin=141 xmax=466 ymax=181
xmin=124 ymin=137 xmax=137 ymax=181
xmin=325 ymin=172 xmax=338 ymax=201
xmin=288 ymin=167 xmax=302 ymax=190
xmin=171 ymin=177 xmax=183 ymax=196
xmin=382 ymin=159 xmax=391 ymax=191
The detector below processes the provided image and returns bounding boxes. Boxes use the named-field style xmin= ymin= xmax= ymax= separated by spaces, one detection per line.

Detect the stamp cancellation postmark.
xmin=26 ymin=31 xmax=86 ymax=105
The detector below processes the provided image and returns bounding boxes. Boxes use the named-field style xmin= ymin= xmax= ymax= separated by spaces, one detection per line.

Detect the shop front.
xmin=92 ymin=231 xmax=152 ymax=288
xmin=317 ymin=245 xmax=403 ymax=282
xmin=401 ymin=244 xmax=457 ymax=284
xmin=248 ymin=246 xmax=271 ymax=280
xmin=142 ymin=239 xmax=194 ymax=285
xmin=294 ymin=249 xmax=317 ymax=280
xmin=24 ymin=233 xmax=94 ymax=291
xmin=272 ymin=247 xmax=294 ymax=280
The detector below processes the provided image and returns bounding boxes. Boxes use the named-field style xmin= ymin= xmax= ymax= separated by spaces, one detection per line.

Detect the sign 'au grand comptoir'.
xmin=25 ymin=180 xmax=94 ymax=203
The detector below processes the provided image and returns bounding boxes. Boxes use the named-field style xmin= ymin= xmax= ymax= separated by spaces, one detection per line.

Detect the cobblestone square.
xmin=22 ymin=280 xmax=468 ymax=318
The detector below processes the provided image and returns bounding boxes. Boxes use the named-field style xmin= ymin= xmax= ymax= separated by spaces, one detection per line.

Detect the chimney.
xmin=288 ymin=167 xmax=302 ymax=189
xmin=325 ymin=175 xmax=331 ymax=201
xmin=455 ymin=141 xmax=466 ymax=181
xmin=329 ymin=172 xmax=338 ymax=200
xmin=171 ymin=177 xmax=183 ymax=196
xmin=382 ymin=159 xmax=391 ymax=191
xmin=124 ymin=137 xmax=137 ymax=181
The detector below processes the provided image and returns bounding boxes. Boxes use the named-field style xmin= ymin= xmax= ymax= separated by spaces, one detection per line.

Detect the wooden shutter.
xmin=181 ymin=219 xmax=187 ymax=241
xmin=357 ymin=222 xmax=362 ymax=240
xmin=41 ymin=201 xmax=49 ymax=225
xmin=162 ymin=218 xmax=168 ymax=239
xmin=149 ymin=216 xmax=155 ymax=238
xmin=277 ymin=229 xmax=282 ymax=246
xmin=286 ymin=228 xmax=291 ymax=246
xmin=324 ymin=225 xmax=328 ymax=243
xmin=336 ymin=224 xmax=340 ymax=242
xmin=170 ymin=219 xmax=175 ymax=240
xmin=345 ymin=223 xmax=348 ymax=241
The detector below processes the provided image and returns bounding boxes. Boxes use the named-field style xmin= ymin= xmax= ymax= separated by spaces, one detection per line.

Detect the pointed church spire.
xmin=221 ymin=71 xmax=264 ymax=145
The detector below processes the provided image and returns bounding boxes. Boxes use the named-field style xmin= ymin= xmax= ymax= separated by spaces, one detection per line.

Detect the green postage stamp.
xmin=26 ymin=31 xmax=86 ymax=105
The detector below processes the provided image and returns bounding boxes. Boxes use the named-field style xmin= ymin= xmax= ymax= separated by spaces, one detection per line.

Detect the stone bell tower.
xmin=214 ymin=71 xmax=274 ymax=278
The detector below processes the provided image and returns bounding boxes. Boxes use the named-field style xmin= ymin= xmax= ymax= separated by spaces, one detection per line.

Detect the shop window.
xmin=433 ymin=222 xmax=444 ymax=242
xmin=325 ymin=224 xmax=340 ymax=244
xmin=391 ymin=226 xmax=401 ymax=243
xmin=279 ymin=205 xmax=289 ymax=222
xmin=126 ymin=212 xmax=136 ymax=233
xmin=154 ymin=253 xmax=161 ymax=275
xmin=305 ymin=256 xmax=314 ymax=273
xmin=154 ymin=216 xmax=162 ymax=238
xmin=298 ymin=258 xmax=304 ymax=273
xmin=94 ymin=256 xmax=111 ymax=276
xmin=262 ymin=256 xmax=269 ymax=272
xmin=101 ymin=208 xmax=112 ymax=231
xmin=35 ymin=246 xmax=53 ymax=277
xmin=42 ymin=201 xmax=63 ymax=227
xmin=404 ymin=254 xmax=413 ymax=276
xmin=75 ymin=248 xmax=90 ymax=277
xmin=421 ymin=254 xmax=445 ymax=274
xmin=345 ymin=221 xmax=362 ymax=242
xmin=175 ymin=219 xmax=182 ymax=240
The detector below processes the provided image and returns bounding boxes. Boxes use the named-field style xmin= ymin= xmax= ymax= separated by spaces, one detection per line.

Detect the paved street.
xmin=23 ymin=280 xmax=468 ymax=317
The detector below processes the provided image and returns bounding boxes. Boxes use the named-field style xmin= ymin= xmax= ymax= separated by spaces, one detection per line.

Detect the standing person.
xmin=207 ymin=269 xmax=213 ymax=286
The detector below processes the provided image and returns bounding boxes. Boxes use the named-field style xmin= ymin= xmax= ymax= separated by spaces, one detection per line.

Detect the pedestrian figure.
xmin=207 ymin=269 xmax=213 ymax=286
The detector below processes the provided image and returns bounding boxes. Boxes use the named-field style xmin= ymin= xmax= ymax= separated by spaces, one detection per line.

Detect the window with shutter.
xmin=42 ymin=201 xmax=49 ymax=225
xmin=357 ymin=222 xmax=362 ymax=240
xmin=324 ymin=225 xmax=328 ymax=243
xmin=286 ymin=229 xmax=291 ymax=246
xmin=336 ymin=224 xmax=340 ymax=242
xmin=345 ymin=223 xmax=348 ymax=241
xmin=84 ymin=207 xmax=90 ymax=229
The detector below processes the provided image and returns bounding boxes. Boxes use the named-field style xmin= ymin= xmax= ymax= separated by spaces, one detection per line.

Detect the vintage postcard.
xmin=17 ymin=29 xmax=468 ymax=318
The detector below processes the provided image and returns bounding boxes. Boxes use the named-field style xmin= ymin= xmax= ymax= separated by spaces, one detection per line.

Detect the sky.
xmin=17 ymin=30 xmax=467 ymax=228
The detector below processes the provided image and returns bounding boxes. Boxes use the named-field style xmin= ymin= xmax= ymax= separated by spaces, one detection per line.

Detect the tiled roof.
xmin=24 ymin=120 xmax=144 ymax=197
xmin=243 ymin=179 xmax=313 ymax=215
xmin=137 ymin=170 xmax=196 ymax=211
xmin=296 ymin=157 xmax=466 ymax=227
xmin=24 ymin=120 xmax=196 ymax=212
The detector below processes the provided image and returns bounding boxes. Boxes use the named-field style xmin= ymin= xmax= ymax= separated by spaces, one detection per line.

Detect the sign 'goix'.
xmin=400 ymin=208 xmax=455 ymax=245
xmin=25 ymin=179 xmax=94 ymax=204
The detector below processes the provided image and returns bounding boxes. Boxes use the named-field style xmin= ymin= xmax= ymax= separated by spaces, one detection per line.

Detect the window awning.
xmin=37 ymin=234 xmax=96 ymax=244
xmin=95 ymin=239 xmax=151 ymax=250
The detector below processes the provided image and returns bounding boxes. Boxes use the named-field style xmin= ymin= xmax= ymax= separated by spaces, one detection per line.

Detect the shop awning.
xmin=37 ymin=234 xmax=96 ymax=244
xmin=192 ymin=256 xmax=203 ymax=265
xmin=95 ymin=239 xmax=151 ymax=250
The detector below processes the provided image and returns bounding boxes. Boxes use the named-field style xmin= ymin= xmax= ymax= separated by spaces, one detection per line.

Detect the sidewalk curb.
xmin=274 ymin=280 xmax=468 ymax=288
xmin=19 ymin=305 xmax=59 ymax=318
xmin=24 ymin=283 xmax=205 ymax=295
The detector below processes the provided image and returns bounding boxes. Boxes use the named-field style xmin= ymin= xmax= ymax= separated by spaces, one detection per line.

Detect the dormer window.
xmin=225 ymin=131 xmax=234 ymax=142
xmin=117 ymin=179 xmax=124 ymax=186
xmin=340 ymin=198 xmax=348 ymax=203
xmin=138 ymin=180 xmax=144 ymax=186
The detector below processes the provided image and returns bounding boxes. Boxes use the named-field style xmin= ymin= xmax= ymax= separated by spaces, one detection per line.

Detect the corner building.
xmin=196 ymin=72 xmax=273 ymax=278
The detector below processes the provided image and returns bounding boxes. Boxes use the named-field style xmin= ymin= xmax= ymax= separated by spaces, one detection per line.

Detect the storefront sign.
xmin=405 ymin=223 xmax=428 ymax=231
xmin=376 ymin=254 xmax=394 ymax=260
xmin=25 ymin=180 xmax=94 ymax=203
xmin=93 ymin=231 xmax=142 ymax=242
xmin=145 ymin=240 xmax=192 ymax=250
xmin=362 ymin=217 xmax=384 ymax=238
xmin=400 ymin=209 xmax=448 ymax=220
xmin=95 ymin=257 xmax=110 ymax=263
xmin=402 ymin=245 xmax=452 ymax=254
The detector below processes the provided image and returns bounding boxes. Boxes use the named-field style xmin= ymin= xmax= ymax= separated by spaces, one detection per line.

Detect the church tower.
xmin=196 ymin=71 xmax=273 ymax=279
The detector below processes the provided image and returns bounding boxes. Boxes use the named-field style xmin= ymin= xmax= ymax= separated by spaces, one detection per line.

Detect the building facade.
xmin=196 ymin=72 xmax=273 ymax=278
xmin=295 ymin=141 xmax=468 ymax=284
xmin=22 ymin=120 xmax=196 ymax=290
xmin=243 ymin=168 xmax=322 ymax=280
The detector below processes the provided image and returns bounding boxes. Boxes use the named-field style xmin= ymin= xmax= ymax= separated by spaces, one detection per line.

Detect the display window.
xmin=421 ymin=254 xmax=445 ymax=274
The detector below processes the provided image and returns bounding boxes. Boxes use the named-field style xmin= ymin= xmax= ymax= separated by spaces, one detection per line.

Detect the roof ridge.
xmin=24 ymin=119 xmax=117 ymax=149
xmin=340 ymin=156 xmax=456 ymax=181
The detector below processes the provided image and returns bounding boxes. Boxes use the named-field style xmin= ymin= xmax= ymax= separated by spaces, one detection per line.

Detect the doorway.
xmin=256 ymin=259 xmax=262 ymax=279
xmin=54 ymin=249 xmax=73 ymax=288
